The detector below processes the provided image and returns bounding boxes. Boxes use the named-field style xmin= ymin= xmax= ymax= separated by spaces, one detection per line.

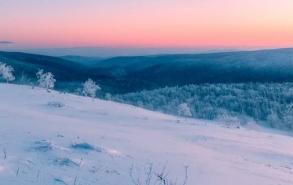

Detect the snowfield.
xmin=1 ymin=84 xmax=293 ymax=185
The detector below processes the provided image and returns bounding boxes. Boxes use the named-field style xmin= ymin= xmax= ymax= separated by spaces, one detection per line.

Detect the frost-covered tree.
xmin=178 ymin=103 xmax=192 ymax=117
xmin=113 ymin=83 xmax=293 ymax=131
xmin=82 ymin=78 xmax=101 ymax=98
xmin=0 ymin=62 xmax=15 ymax=82
xmin=36 ymin=69 xmax=56 ymax=91
xmin=105 ymin=93 xmax=112 ymax=100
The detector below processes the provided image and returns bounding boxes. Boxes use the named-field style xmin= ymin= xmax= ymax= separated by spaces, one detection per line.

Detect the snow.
xmin=0 ymin=83 xmax=293 ymax=185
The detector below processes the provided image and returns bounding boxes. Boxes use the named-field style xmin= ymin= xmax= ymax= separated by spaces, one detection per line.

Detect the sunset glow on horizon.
xmin=1 ymin=0 xmax=293 ymax=49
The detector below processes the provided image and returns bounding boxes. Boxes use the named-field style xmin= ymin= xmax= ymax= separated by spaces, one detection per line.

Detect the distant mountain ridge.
xmin=11 ymin=47 xmax=235 ymax=57
xmin=1 ymin=48 xmax=293 ymax=93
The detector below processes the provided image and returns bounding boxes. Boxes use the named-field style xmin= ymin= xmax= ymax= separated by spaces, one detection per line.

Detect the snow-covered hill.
xmin=1 ymin=84 xmax=293 ymax=185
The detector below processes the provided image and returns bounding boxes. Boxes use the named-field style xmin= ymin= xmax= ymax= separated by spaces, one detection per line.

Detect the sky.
xmin=1 ymin=0 xmax=293 ymax=50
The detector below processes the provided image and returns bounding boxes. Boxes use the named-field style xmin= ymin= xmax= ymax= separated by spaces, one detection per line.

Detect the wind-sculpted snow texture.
xmin=1 ymin=84 xmax=293 ymax=185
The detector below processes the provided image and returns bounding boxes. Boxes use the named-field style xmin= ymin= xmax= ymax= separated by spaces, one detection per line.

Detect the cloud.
xmin=0 ymin=41 xmax=14 ymax=44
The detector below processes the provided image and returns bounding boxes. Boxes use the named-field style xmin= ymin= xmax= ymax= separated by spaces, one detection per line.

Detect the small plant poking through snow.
xmin=82 ymin=78 xmax=100 ymax=98
xmin=0 ymin=62 xmax=15 ymax=82
xmin=130 ymin=164 xmax=189 ymax=185
xmin=36 ymin=69 xmax=56 ymax=91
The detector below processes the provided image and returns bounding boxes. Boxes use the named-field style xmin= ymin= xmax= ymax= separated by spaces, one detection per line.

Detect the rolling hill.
xmin=1 ymin=48 xmax=293 ymax=93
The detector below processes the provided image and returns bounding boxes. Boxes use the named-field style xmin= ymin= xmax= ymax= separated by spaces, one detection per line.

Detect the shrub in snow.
xmin=36 ymin=69 xmax=56 ymax=91
xmin=82 ymin=78 xmax=101 ymax=98
xmin=178 ymin=103 xmax=192 ymax=117
xmin=0 ymin=62 xmax=15 ymax=82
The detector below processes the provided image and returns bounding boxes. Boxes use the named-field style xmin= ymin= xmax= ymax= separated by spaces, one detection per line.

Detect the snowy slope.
xmin=0 ymin=84 xmax=293 ymax=185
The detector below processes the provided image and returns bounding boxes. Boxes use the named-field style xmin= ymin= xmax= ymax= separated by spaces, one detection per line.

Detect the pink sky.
xmin=1 ymin=0 xmax=293 ymax=49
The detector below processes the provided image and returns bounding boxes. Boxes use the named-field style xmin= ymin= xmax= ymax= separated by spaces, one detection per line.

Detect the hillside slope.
xmin=0 ymin=84 xmax=293 ymax=185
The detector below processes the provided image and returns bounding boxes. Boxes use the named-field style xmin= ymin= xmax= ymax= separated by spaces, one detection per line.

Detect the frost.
xmin=82 ymin=78 xmax=100 ymax=98
xmin=36 ymin=69 xmax=56 ymax=91
xmin=0 ymin=62 xmax=15 ymax=82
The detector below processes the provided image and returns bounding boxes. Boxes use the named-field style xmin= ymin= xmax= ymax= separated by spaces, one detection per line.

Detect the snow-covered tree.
xmin=178 ymin=103 xmax=192 ymax=117
xmin=105 ymin=93 xmax=112 ymax=100
xmin=0 ymin=62 xmax=15 ymax=82
xmin=82 ymin=78 xmax=101 ymax=98
xmin=36 ymin=69 xmax=56 ymax=91
xmin=113 ymin=83 xmax=293 ymax=130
